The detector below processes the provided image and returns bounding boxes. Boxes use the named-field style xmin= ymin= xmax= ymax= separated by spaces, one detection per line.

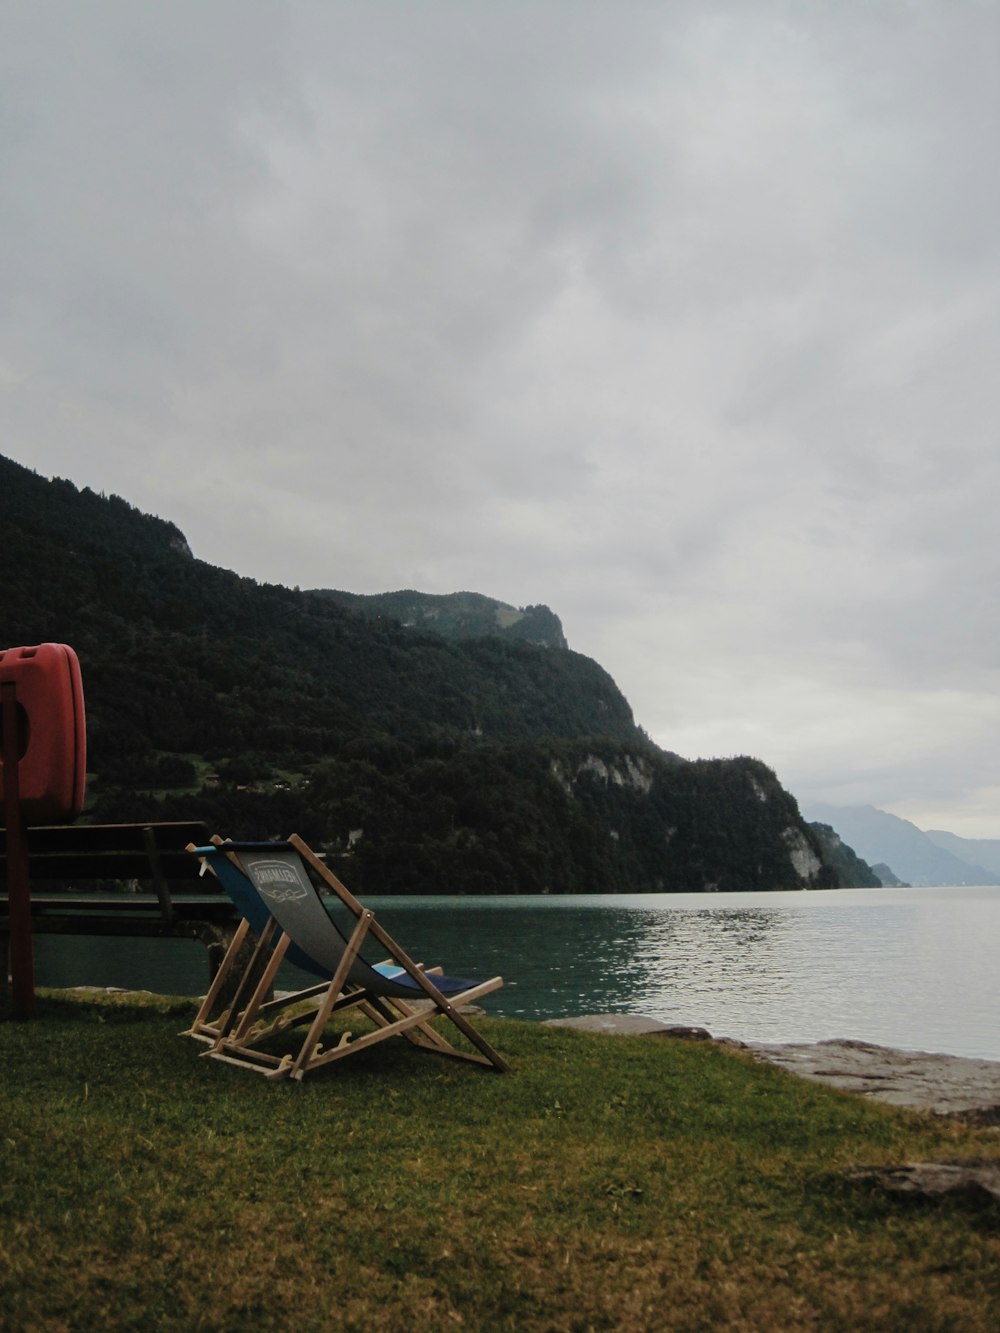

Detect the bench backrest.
xmin=0 ymin=821 xmax=212 ymax=890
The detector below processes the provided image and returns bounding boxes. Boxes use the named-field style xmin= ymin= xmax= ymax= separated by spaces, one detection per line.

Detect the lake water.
xmin=31 ymin=885 xmax=1000 ymax=1061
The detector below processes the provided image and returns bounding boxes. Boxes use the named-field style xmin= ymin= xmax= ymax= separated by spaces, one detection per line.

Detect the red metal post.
xmin=2 ymin=680 xmax=34 ymax=1017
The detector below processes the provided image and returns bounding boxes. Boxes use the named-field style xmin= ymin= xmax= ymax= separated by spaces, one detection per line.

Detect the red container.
xmin=0 ymin=643 xmax=87 ymax=823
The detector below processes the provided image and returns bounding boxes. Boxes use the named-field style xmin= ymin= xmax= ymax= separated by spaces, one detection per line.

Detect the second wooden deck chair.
xmin=183 ymin=836 xmax=452 ymax=1048
xmin=181 ymin=835 xmax=335 ymax=1048
xmin=187 ymin=833 xmax=509 ymax=1080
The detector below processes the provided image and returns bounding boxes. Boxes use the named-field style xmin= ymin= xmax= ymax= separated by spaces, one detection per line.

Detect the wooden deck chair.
xmin=183 ymin=837 xmax=438 ymax=1048
xmin=187 ymin=834 xmax=509 ymax=1080
xmin=181 ymin=835 xmax=332 ymax=1047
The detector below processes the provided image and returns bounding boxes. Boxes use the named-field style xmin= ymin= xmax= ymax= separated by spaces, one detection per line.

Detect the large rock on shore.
xmin=846 ymin=1160 xmax=1000 ymax=1205
xmin=542 ymin=1016 xmax=1000 ymax=1121
xmin=542 ymin=1014 xmax=713 ymax=1040
xmin=744 ymin=1037 xmax=1000 ymax=1122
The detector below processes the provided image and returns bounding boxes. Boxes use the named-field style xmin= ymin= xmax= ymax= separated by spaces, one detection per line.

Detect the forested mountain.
xmin=1 ymin=453 xmax=854 ymax=892
xmin=806 ymin=822 xmax=882 ymax=888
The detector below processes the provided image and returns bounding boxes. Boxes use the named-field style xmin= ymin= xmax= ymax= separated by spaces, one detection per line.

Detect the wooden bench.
xmin=0 ymin=821 xmax=242 ymax=988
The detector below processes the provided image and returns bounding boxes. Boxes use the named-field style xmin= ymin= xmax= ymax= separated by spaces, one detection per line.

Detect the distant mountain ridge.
xmin=314 ymin=589 xmax=568 ymax=649
xmin=925 ymin=829 xmax=1000 ymax=877
xmin=803 ymin=803 xmax=1000 ymax=887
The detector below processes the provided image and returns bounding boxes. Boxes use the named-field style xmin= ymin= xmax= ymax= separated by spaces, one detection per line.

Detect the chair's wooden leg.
xmin=181 ymin=916 xmax=252 ymax=1040
xmin=365 ymin=917 xmax=510 ymax=1071
xmin=288 ymin=911 xmax=374 ymax=1079
xmin=362 ymin=994 xmax=461 ymax=1054
xmin=208 ymin=916 xmax=284 ymax=1043
xmin=217 ymin=927 xmax=291 ymax=1048
xmin=291 ymin=999 xmax=498 ymax=1074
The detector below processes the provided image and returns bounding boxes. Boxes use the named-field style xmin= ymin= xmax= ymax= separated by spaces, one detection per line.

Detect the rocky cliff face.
xmin=549 ymin=752 xmax=655 ymax=796
xmin=783 ymin=827 xmax=824 ymax=882
xmin=312 ymin=588 xmax=569 ymax=649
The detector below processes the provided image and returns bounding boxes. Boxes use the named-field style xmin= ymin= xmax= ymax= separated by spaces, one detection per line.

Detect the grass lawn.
xmin=1 ymin=991 xmax=998 ymax=1331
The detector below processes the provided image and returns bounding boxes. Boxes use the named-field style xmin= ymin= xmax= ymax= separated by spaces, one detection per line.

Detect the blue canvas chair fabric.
xmin=185 ymin=833 xmax=509 ymax=1080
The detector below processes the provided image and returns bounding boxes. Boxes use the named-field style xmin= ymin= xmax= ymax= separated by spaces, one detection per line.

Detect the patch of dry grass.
xmin=1 ymin=990 xmax=998 ymax=1330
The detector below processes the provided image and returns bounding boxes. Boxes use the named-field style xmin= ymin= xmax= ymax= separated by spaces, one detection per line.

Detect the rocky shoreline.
xmin=542 ymin=1014 xmax=1000 ymax=1123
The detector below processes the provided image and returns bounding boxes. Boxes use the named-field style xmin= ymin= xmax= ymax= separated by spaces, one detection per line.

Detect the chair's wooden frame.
xmin=187 ymin=835 xmax=509 ymax=1081
xmin=181 ymin=838 xmax=330 ymax=1047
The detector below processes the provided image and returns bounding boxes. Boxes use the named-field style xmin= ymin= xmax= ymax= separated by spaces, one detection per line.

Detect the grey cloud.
xmin=2 ymin=1 xmax=999 ymax=833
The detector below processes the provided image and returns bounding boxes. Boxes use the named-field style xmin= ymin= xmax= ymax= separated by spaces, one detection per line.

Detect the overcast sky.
xmin=3 ymin=1 xmax=999 ymax=836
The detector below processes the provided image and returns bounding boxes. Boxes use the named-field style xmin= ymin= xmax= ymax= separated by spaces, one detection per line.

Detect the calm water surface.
xmin=33 ymin=886 xmax=1000 ymax=1060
